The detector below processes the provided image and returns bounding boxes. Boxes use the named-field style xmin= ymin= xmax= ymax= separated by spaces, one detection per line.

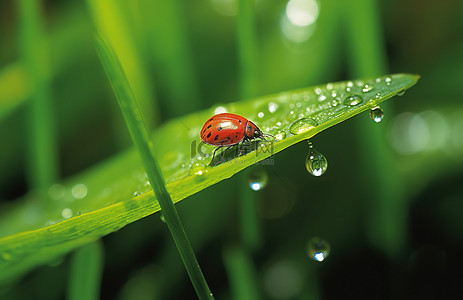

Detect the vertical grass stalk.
xmin=18 ymin=0 xmax=59 ymax=195
xmin=95 ymin=37 xmax=213 ymax=300
xmin=232 ymin=0 xmax=262 ymax=298
xmin=68 ymin=241 xmax=104 ymax=300
xmin=343 ymin=0 xmax=406 ymax=258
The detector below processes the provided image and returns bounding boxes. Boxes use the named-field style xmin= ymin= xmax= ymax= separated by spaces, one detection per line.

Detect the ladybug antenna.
xmin=261 ymin=132 xmax=274 ymax=141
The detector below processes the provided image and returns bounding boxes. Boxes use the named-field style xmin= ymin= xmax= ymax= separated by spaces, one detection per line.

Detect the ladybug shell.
xmin=200 ymin=113 xmax=260 ymax=146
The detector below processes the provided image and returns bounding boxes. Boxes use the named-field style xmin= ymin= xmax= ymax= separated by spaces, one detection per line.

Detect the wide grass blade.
xmin=0 ymin=73 xmax=419 ymax=284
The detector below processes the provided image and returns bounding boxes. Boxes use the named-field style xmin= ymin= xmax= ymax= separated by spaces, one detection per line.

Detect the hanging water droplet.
xmin=247 ymin=169 xmax=269 ymax=191
xmin=370 ymin=106 xmax=384 ymax=123
xmin=343 ymin=95 xmax=363 ymax=106
xmin=160 ymin=212 xmax=166 ymax=223
xmin=307 ymin=237 xmax=330 ymax=262
xmin=275 ymin=131 xmax=287 ymax=141
xmin=362 ymin=84 xmax=373 ymax=93
xmin=289 ymin=118 xmax=319 ymax=135
xmin=189 ymin=162 xmax=208 ymax=176
xmin=397 ymin=90 xmax=406 ymax=96
xmin=305 ymin=142 xmax=327 ymax=176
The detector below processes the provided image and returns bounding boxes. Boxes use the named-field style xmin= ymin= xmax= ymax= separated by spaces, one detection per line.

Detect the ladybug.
xmin=200 ymin=113 xmax=271 ymax=165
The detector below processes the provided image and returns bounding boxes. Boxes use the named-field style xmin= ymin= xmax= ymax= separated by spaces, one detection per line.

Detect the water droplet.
xmin=345 ymin=87 xmax=352 ymax=92
xmin=61 ymin=208 xmax=73 ymax=219
xmin=214 ymin=106 xmax=227 ymax=114
xmin=307 ymin=237 xmax=330 ymax=262
xmin=370 ymin=106 xmax=384 ymax=123
xmin=331 ymin=99 xmax=341 ymax=107
xmin=71 ymin=184 xmax=88 ymax=199
xmin=397 ymin=90 xmax=406 ymax=96
xmin=1 ymin=252 xmax=12 ymax=261
xmin=189 ymin=162 xmax=208 ymax=176
xmin=268 ymin=102 xmax=279 ymax=113
xmin=326 ymin=83 xmax=333 ymax=90
xmin=247 ymin=169 xmax=269 ymax=191
xmin=362 ymin=84 xmax=373 ymax=93
xmin=275 ymin=131 xmax=287 ymax=141
xmin=305 ymin=142 xmax=327 ymax=176
xmin=314 ymin=87 xmax=322 ymax=95
xmin=375 ymin=92 xmax=381 ymax=99
xmin=286 ymin=110 xmax=297 ymax=121
xmin=346 ymin=81 xmax=353 ymax=87
xmin=160 ymin=212 xmax=166 ymax=223
xmin=318 ymin=94 xmax=327 ymax=101
xmin=133 ymin=191 xmax=141 ymax=196
xmin=258 ymin=112 xmax=265 ymax=118
xmin=385 ymin=77 xmax=392 ymax=85
xmin=289 ymin=118 xmax=319 ymax=135
xmin=343 ymin=95 xmax=363 ymax=106
xmin=48 ymin=184 xmax=65 ymax=200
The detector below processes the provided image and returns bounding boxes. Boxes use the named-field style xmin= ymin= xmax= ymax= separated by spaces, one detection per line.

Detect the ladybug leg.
xmin=217 ymin=145 xmax=234 ymax=165
xmin=209 ymin=146 xmax=223 ymax=166
xmin=238 ymin=138 xmax=247 ymax=156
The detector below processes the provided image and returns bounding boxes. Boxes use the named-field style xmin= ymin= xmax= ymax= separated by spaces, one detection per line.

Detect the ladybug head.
xmin=245 ymin=121 xmax=264 ymax=139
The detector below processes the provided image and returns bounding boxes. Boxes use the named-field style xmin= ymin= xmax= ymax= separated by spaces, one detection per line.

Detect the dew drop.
xmin=286 ymin=110 xmax=297 ymax=121
xmin=268 ymin=102 xmax=279 ymax=113
xmin=305 ymin=142 xmax=327 ymax=176
xmin=214 ymin=106 xmax=227 ymax=114
xmin=375 ymin=92 xmax=381 ymax=99
xmin=318 ymin=94 xmax=327 ymax=102
xmin=307 ymin=237 xmax=330 ymax=262
xmin=385 ymin=77 xmax=392 ymax=85
xmin=289 ymin=118 xmax=319 ymax=135
xmin=48 ymin=184 xmax=65 ymax=200
xmin=315 ymin=87 xmax=322 ymax=95
xmin=331 ymin=99 xmax=341 ymax=107
xmin=370 ymin=106 xmax=384 ymax=123
xmin=258 ymin=112 xmax=265 ymax=118
xmin=343 ymin=94 xmax=363 ymax=106
xmin=71 ymin=184 xmax=88 ymax=199
xmin=274 ymin=131 xmax=287 ymax=141
xmin=397 ymin=90 xmax=406 ymax=96
xmin=247 ymin=169 xmax=269 ymax=191
xmin=189 ymin=162 xmax=208 ymax=176
xmin=61 ymin=208 xmax=73 ymax=219
xmin=362 ymin=84 xmax=373 ymax=93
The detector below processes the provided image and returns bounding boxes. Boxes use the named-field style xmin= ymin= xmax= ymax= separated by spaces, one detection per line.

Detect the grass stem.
xmin=95 ymin=37 xmax=214 ymax=300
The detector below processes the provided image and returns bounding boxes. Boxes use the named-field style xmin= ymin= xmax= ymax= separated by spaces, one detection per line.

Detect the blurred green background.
xmin=1 ymin=0 xmax=463 ymax=299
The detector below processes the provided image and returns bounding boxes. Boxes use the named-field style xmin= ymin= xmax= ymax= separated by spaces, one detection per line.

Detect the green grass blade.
xmin=68 ymin=241 xmax=104 ymax=300
xmin=94 ymin=37 xmax=213 ymax=300
xmin=86 ymin=0 xmax=158 ymax=129
xmin=0 ymin=73 xmax=419 ymax=285
xmin=18 ymin=0 xmax=59 ymax=193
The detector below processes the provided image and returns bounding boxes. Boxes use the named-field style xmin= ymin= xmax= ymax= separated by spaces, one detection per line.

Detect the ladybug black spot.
xmin=217 ymin=127 xmax=223 ymax=131
xmin=214 ymin=134 xmax=219 ymax=141
xmin=239 ymin=120 xmax=242 ymax=123
xmin=227 ymin=137 xmax=231 ymax=140
xmin=207 ymin=132 xmax=212 ymax=138
xmin=207 ymin=124 xmax=212 ymax=129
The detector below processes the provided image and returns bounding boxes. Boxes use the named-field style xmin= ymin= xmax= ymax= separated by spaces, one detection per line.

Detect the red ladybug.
xmin=200 ymin=113 xmax=271 ymax=165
